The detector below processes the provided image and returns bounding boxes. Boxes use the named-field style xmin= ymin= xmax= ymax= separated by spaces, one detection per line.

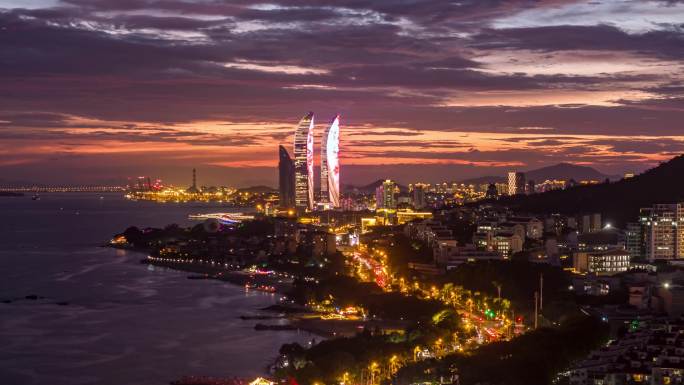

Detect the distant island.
xmin=0 ymin=191 xmax=24 ymax=197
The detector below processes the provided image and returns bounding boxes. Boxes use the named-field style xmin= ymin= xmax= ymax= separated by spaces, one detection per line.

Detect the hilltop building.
xmin=639 ymin=203 xmax=684 ymax=261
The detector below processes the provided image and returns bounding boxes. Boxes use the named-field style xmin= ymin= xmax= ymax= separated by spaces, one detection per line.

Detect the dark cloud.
xmin=0 ymin=1 xmax=682 ymax=185
xmin=472 ymin=24 xmax=684 ymax=59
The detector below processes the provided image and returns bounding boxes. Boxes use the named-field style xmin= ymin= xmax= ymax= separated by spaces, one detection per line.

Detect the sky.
xmin=1 ymin=0 xmax=683 ymax=187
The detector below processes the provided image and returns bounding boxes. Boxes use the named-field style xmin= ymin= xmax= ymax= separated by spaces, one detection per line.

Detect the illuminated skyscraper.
xmin=508 ymin=171 xmax=526 ymax=195
xmin=294 ymin=112 xmax=314 ymax=210
xmin=639 ymin=203 xmax=684 ymax=261
xmin=321 ymin=114 xmax=340 ymax=208
xmin=412 ymin=183 xmax=427 ymax=209
xmin=278 ymin=145 xmax=295 ymax=208
xmin=376 ymin=180 xmax=397 ymax=209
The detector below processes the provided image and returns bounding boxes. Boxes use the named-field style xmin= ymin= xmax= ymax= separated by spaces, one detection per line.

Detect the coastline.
xmin=116 ymin=246 xmax=408 ymax=338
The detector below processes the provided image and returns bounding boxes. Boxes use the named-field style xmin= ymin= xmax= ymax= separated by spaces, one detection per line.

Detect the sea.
xmin=0 ymin=193 xmax=311 ymax=385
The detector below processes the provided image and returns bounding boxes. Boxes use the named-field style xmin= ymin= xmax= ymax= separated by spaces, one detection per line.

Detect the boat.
xmin=31 ymin=194 xmax=40 ymax=201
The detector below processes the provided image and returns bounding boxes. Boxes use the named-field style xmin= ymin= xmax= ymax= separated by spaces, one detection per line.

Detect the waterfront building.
xmin=639 ymin=203 xmax=684 ymax=261
xmin=507 ymin=171 xmax=526 ymax=195
xmin=294 ymin=112 xmax=314 ymax=210
xmin=278 ymin=145 xmax=296 ymax=208
xmin=320 ymin=115 xmax=340 ymax=208
xmin=375 ymin=179 xmax=397 ymax=209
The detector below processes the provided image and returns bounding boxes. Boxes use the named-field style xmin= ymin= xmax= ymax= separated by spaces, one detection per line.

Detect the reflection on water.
xmin=0 ymin=193 xmax=310 ymax=385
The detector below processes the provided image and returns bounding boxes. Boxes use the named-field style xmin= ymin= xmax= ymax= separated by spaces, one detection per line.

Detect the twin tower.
xmin=279 ymin=112 xmax=340 ymax=211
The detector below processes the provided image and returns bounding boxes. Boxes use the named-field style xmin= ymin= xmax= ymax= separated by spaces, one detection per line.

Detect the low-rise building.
xmin=573 ymin=249 xmax=631 ymax=275
xmin=570 ymin=318 xmax=684 ymax=385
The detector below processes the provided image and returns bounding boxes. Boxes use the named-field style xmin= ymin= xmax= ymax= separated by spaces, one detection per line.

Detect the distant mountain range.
xmin=237 ymin=185 xmax=276 ymax=194
xmin=495 ymin=155 xmax=684 ymax=226
xmin=343 ymin=163 xmax=617 ymax=194
xmin=460 ymin=163 xmax=619 ymax=185
xmin=343 ymin=179 xmax=408 ymax=194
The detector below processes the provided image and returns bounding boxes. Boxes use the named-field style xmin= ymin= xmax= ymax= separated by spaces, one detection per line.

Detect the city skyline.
xmin=1 ymin=1 xmax=683 ymax=186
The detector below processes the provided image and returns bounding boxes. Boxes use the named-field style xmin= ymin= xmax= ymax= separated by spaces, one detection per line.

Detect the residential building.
xmin=375 ymin=179 xmax=397 ymax=209
xmin=639 ymin=203 xmax=684 ymax=261
xmin=507 ymin=171 xmax=526 ymax=195
xmin=573 ymin=249 xmax=631 ymax=276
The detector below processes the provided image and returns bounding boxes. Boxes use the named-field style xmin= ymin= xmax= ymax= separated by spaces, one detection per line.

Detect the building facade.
xmin=413 ymin=183 xmax=427 ymax=209
xmin=573 ymin=249 xmax=631 ymax=275
xmin=507 ymin=171 xmax=526 ymax=195
xmin=294 ymin=112 xmax=314 ymax=210
xmin=320 ymin=115 xmax=340 ymax=208
xmin=376 ymin=179 xmax=397 ymax=209
xmin=278 ymin=145 xmax=295 ymax=208
xmin=639 ymin=203 xmax=684 ymax=261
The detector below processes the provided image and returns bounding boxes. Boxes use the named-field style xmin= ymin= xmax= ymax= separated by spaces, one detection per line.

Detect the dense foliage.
xmin=396 ymin=315 xmax=609 ymax=385
xmin=289 ymin=275 xmax=447 ymax=321
xmin=493 ymin=155 xmax=684 ymax=226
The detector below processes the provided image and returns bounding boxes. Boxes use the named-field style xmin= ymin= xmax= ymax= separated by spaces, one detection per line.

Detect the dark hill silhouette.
xmin=461 ymin=163 xmax=616 ymax=185
xmin=461 ymin=175 xmax=507 ymax=184
xmin=343 ymin=179 xmax=407 ymax=194
xmin=494 ymin=155 xmax=684 ymax=226
xmin=525 ymin=163 xmax=617 ymax=182
xmin=237 ymin=185 xmax=276 ymax=193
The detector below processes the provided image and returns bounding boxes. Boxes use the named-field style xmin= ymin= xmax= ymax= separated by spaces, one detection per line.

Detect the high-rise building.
xmin=625 ymin=222 xmax=644 ymax=259
xmin=278 ymin=145 xmax=295 ymax=209
xmin=294 ymin=112 xmax=314 ymax=211
xmin=485 ymin=183 xmax=498 ymax=200
xmin=376 ymin=179 xmax=397 ymax=209
xmin=507 ymin=172 xmax=525 ymax=195
xmin=578 ymin=213 xmax=602 ymax=234
xmin=413 ymin=183 xmax=427 ymax=209
xmin=320 ymin=114 xmax=340 ymax=208
xmin=639 ymin=203 xmax=684 ymax=261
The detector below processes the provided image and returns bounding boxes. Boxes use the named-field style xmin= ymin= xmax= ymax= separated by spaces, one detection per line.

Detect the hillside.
xmin=460 ymin=163 xmax=615 ymax=185
xmin=525 ymin=163 xmax=617 ymax=182
xmin=494 ymin=155 xmax=684 ymax=226
xmin=237 ymin=185 xmax=276 ymax=194
xmin=343 ymin=179 xmax=408 ymax=194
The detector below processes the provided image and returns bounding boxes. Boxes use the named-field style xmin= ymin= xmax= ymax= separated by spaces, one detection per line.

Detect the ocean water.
xmin=0 ymin=193 xmax=310 ymax=385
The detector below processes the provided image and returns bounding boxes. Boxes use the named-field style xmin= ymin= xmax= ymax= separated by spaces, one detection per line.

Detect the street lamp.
xmin=369 ymin=362 xmax=379 ymax=385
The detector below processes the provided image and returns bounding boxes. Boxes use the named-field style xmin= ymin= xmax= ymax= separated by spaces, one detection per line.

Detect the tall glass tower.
xmin=294 ymin=112 xmax=314 ymax=210
xmin=321 ymin=115 xmax=340 ymax=208
xmin=278 ymin=145 xmax=295 ymax=208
